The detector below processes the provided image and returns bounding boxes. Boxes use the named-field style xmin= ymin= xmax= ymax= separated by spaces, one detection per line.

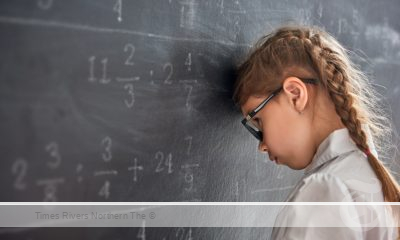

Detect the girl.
xmin=233 ymin=25 xmax=400 ymax=239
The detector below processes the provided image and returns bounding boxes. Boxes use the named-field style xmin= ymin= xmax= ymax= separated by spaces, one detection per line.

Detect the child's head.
xmin=239 ymin=74 xmax=344 ymax=170
xmin=234 ymin=25 xmax=370 ymax=169
xmin=233 ymin=25 xmax=400 ymax=202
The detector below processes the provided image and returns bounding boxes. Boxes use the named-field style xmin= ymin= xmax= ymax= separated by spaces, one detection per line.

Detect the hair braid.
xmin=317 ymin=35 xmax=398 ymax=196
xmin=303 ymin=32 xmax=400 ymax=237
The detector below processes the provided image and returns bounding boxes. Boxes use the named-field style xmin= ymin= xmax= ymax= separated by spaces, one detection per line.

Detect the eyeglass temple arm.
xmin=243 ymin=78 xmax=317 ymax=120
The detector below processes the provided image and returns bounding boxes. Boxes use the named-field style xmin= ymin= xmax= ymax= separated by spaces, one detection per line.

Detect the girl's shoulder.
xmin=287 ymin=150 xmax=384 ymax=202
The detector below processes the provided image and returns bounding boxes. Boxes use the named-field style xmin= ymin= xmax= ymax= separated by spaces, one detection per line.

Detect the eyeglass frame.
xmin=241 ymin=78 xmax=319 ymax=141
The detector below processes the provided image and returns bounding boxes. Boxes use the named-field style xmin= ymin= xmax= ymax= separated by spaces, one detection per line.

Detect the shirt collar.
xmin=303 ymin=124 xmax=377 ymax=175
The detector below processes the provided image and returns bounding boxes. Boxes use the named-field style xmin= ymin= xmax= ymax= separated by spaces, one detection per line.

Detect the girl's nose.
xmin=258 ymin=141 xmax=268 ymax=153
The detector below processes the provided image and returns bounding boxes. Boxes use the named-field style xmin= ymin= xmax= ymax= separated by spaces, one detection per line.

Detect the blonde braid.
xmin=302 ymin=31 xmax=400 ymax=237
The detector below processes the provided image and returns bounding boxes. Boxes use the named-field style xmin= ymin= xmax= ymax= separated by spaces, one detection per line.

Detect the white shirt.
xmin=270 ymin=124 xmax=398 ymax=239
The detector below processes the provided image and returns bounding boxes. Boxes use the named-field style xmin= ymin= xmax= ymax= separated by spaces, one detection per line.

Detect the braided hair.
xmin=233 ymin=25 xmax=400 ymax=236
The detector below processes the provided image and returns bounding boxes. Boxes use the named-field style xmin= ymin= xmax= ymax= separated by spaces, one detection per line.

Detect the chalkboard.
xmin=0 ymin=0 xmax=399 ymax=239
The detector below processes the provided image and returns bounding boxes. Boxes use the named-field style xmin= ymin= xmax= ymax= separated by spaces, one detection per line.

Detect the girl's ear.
xmin=282 ymin=77 xmax=308 ymax=113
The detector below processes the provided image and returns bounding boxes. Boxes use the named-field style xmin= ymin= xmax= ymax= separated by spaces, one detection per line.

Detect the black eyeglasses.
xmin=241 ymin=78 xmax=318 ymax=141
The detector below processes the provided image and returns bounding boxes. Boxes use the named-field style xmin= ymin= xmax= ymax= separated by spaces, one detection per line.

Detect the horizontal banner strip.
xmin=0 ymin=205 xmax=397 ymax=227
